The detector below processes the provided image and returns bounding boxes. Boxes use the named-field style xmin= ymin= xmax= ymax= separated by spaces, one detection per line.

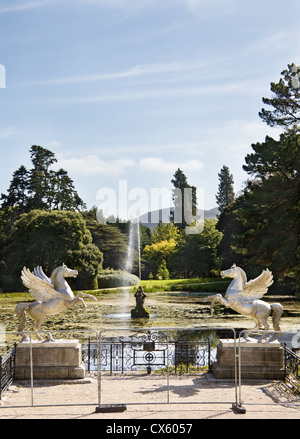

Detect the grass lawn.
xmin=0 ymin=277 xmax=230 ymax=297
xmin=140 ymin=277 xmax=229 ymax=293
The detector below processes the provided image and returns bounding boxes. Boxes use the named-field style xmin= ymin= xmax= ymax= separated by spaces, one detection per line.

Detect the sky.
xmin=0 ymin=0 xmax=299 ymax=220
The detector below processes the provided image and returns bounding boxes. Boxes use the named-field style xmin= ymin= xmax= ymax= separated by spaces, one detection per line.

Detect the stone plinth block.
xmin=15 ymin=340 xmax=85 ymax=380
xmin=212 ymin=338 xmax=285 ymax=380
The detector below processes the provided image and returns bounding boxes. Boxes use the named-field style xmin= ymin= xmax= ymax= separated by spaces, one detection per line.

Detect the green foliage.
xmin=0 ymin=274 xmax=23 ymax=292
xmin=143 ymin=238 xmax=177 ymax=277
xmin=217 ymin=196 xmax=245 ymax=269
xmin=142 ymin=219 xmax=222 ymax=279
xmin=174 ymin=219 xmax=223 ymax=277
xmin=217 ymin=65 xmax=300 ymax=294
xmin=219 ymin=132 xmax=300 ymax=289
xmin=157 ymin=259 xmax=169 ymax=280
xmin=171 ymin=168 xmax=197 ymax=229
xmin=151 ymin=221 xmax=182 ymax=244
xmin=83 ymin=208 xmax=128 ymax=270
xmin=238 ymin=134 xmax=299 ymax=280
xmin=1 ymin=145 xmax=86 ymax=220
xmin=0 ymin=147 xmax=87 ymax=283
xmin=2 ymin=210 xmax=103 ymax=290
xmin=98 ymin=268 xmax=140 ymax=288
xmin=140 ymin=277 xmax=229 ymax=293
xmin=216 ymin=165 xmax=235 ymax=213
xmin=259 ymin=63 xmax=300 ymax=131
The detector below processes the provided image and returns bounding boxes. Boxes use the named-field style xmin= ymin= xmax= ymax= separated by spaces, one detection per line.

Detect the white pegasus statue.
xmin=201 ymin=264 xmax=283 ymax=338
xmin=16 ymin=264 xmax=97 ymax=342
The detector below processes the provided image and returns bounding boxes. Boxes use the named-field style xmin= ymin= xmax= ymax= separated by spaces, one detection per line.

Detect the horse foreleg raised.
xmin=77 ymin=292 xmax=97 ymax=301
xmin=66 ymin=296 xmax=88 ymax=312
xmin=201 ymin=294 xmax=229 ymax=315
xmin=73 ymin=293 xmax=97 ymax=312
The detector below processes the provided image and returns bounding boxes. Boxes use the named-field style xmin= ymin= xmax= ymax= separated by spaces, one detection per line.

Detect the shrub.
xmin=157 ymin=260 xmax=169 ymax=280
xmin=98 ymin=269 xmax=140 ymax=288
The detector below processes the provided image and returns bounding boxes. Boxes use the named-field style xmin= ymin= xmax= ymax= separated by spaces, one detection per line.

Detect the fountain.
xmin=137 ymin=219 xmax=142 ymax=280
xmin=124 ymin=219 xmax=142 ymax=279
xmin=107 ymin=219 xmax=149 ymax=322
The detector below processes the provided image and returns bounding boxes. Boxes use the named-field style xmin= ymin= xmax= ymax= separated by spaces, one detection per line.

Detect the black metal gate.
xmin=284 ymin=344 xmax=300 ymax=393
xmin=83 ymin=330 xmax=214 ymax=373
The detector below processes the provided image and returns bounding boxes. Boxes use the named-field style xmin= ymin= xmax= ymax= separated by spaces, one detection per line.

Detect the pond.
xmin=88 ymin=289 xmax=300 ymax=332
xmin=1 ymin=288 xmax=300 ymax=350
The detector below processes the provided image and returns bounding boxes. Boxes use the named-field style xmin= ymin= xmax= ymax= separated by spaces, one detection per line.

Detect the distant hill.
xmin=138 ymin=206 xmax=219 ymax=229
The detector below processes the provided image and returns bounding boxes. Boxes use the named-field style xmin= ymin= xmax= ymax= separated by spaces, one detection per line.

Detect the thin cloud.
xmin=36 ymin=80 xmax=257 ymax=105
xmin=53 ymin=153 xmax=204 ymax=177
xmin=54 ymin=154 xmax=135 ymax=176
xmin=139 ymin=157 xmax=204 ymax=173
xmin=0 ymin=1 xmax=52 ymax=14
xmin=22 ymin=60 xmax=217 ymax=87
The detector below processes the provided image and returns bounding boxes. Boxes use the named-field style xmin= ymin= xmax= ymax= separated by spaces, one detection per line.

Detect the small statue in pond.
xmin=131 ymin=286 xmax=150 ymax=319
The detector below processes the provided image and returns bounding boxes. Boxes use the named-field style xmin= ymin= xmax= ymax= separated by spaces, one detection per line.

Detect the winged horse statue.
xmin=16 ymin=264 xmax=97 ymax=342
xmin=201 ymin=264 xmax=283 ymax=339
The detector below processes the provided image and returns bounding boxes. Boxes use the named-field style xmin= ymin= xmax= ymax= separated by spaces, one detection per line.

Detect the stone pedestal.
xmin=131 ymin=306 xmax=150 ymax=318
xmin=212 ymin=338 xmax=285 ymax=380
xmin=15 ymin=340 xmax=85 ymax=380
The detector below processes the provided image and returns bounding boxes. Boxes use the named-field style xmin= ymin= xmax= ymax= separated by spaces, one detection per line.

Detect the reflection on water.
xmin=105 ymin=313 xmax=155 ymax=320
xmin=105 ymin=313 xmax=132 ymax=320
xmin=97 ymin=289 xmax=300 ymax=333
xmin=83 ymin=327 xmax=227 ymax=373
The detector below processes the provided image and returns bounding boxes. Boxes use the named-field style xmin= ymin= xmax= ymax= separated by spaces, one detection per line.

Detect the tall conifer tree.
xmin=216 ymin=165 xmax=235 ymax=213
xmin=171 ymin=168 xmax=197 ymax=229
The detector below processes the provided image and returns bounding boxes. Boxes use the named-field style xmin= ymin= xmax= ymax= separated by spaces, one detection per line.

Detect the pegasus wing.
xmin=33 ymin=265 xmax=52 ymax=284
xmin=236 ymin=269 xmax=273 ymax=300
xmin=21 ymin=267 xmax=61 ymax=302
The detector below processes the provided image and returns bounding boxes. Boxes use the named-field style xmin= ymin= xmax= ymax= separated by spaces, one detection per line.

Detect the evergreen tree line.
xmin=0 ymin=64 xmax=299 ymax=294
xmin=217 ymin=63 xmax=300 ymax=294
xmin=0 ymin=146 xmax=222 ymax=290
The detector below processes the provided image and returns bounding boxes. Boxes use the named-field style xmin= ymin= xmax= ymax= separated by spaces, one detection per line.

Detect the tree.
xmin=151 ymin=221 xmax=182 ymax=244
xmin=157 ymin=259 xmax=169 ymax=280
xmin=171 ymin=168 xmax=197 ymax=229
xmin=219 ymin=132 xmax=299 ymax=290
xmin=0 ymin=146 xmax=86 ymax=219
xmin=216 ymin=194 xmax=246 ymax=270
xmin=0 ymin=165 xmax=30 ymax=231
xmin=259 ymin=63 xmax=300 ymax=131
xmin=48 ymin=168 xmax=86 ymax=211
xmin=215 ymin=165 xmax=235 ymax=213
xmin=1 ymin=165 xmax=30 ymax=210
xmin=83 ymin=209 xmax=128 ymax=270
xmin=236 ymin=133 xmax=300 ymax=280
xmin=2 ymin=210 xmax=103 ymax=290
xmin=28 ymin=145 xmax=57 ymax=209
xmin=176 ymin=219 xmax=223 ymax=277
xmin=217 ymin=65 xmax=300 ymax=292
xmin=142 ymin=239 xmax=177 ymax=277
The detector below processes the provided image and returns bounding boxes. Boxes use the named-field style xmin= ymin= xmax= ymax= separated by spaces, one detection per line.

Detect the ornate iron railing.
xmin=284 ymin=344 xmax=300 ymax=393
xmin=0 ymin=344 xmax=16 ymax=399
xmin=83 ymin=331 xmax=215 ymax=374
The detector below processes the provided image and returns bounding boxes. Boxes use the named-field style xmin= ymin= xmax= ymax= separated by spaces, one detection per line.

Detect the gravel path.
xmin=1 ymin=372 xmax=300 ymax=420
